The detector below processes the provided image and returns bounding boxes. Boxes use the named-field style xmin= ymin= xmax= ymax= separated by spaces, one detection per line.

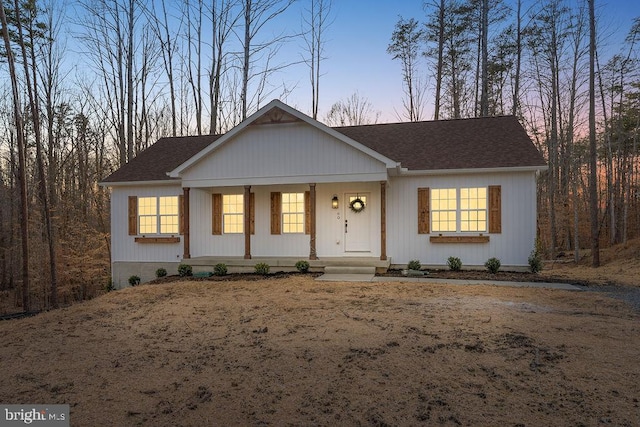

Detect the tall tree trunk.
xmin=479 ymin=0 xmax=489 ymax=117
xmin=126 ymin=0 xmax=134 ymax=160
xmin=434 ymin=0 xmax=444 ymax=120
xmin=242 ymin=0 xmax=251 ymax=120
xmin=512 ymin=0 xmax=522 ymax=117
xmin=0 ymin=0 xmax=30 ymax=312
xmin=16 ymin=0 xmax=59 ymax=308
xmin=588 ymin=0 xmax=600 ymax=266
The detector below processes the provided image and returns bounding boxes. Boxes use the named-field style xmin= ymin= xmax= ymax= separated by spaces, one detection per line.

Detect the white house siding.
xmin=187 ymin=182 xmax=382 ymax=259
xmin=180 ymin=122 xmax=388 ymax=186
xmin=386 ymin=171 xmax=538 ymax=268
xmin=110 ymin=184 xmax=184 ymax=287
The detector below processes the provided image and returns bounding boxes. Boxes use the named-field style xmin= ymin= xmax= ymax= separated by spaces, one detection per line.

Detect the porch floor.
xmin=186 ymin=256 xmax=391 ymax=274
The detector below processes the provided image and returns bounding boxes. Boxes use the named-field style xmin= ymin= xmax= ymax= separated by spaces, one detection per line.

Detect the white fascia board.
xmin=98 ymin=179 xmax=181 ymax=187
xmin=182 ymin=172 xmax=389 ymax=188
xmin=168 ymin=99 xmax=399 ymax=177
xmin=399 ymin=165 xmax=548 ymax=176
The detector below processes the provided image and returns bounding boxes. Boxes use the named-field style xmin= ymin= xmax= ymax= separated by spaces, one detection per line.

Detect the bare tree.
xmin=302 ymin=0 xmax=332 ymax=120
xmin=14 ymin=0 xmax=59 ymax=308
xmin=0 ymin=0 xmax=29 ymax=311
xmin=78 ymin=0 xmax=144 ymax=165
xmin=149 ymin=0 xmax=180 ymax=136
xmin=240 ymin=0 xmax=295 ymax=120
xmin=588 ymin=0 xmax=599 ymax=266
xmin=207 ymin=0 xmax=241 ymax=134
xmin=323 ymin=92 xmax=380 ymax=126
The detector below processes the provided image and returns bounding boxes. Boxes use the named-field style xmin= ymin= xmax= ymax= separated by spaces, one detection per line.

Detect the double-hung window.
xmin=223 ymin=194 xmax=244 ymax=234
xmin=138 ymin=196 xmax=179 ymax=234
xmin=282 ymin=193 xmax=305 ymax=233
xmin=431 ymin=188 xmax=457 ymax=232
xmin=460 ymin=187 xmax=487 ymax=232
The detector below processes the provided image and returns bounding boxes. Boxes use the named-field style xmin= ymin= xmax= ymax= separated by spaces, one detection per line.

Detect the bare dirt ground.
xmin=1 ymin=272 xmax=639 ymax=426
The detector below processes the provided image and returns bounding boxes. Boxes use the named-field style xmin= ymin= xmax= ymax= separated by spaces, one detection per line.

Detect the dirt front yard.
xmin=1 ymin=276 xmax=638 ymax=426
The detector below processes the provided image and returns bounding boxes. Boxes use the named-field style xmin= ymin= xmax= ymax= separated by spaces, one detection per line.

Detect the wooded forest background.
xmin=0 ymin=0 xmax=638 ymax=313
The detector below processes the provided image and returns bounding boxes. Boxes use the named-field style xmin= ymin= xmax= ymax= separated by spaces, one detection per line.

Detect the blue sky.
xmin=278 ymin=0 xmax=640 ymax=123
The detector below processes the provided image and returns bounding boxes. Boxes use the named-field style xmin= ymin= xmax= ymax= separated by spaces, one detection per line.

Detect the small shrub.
xmin=528 ymin=249 xmax=543 ymax=273
xmin=485 ymin=257 xmax=501 ymax=274
xmin=178 ymin=263 xmax=193 ymax=277
xmin=295 ymin=260 xmax=310 ymax=273
xmin=155 ymin=268 xmax=167 ymax=278
xmin=407 ymin=259 xmax=421 ymax=271
xmin=105 ymin=278 xmax=115 ymax=292
xmin=447 ymin=256 xmax=462 ymax=271
xmin=254 ymin=263 xmax=270 ymax=275
xmin=214 ymin=263 xmax=228 ymax=276
xmin=128 ymin=275 xmax=141 ymax=286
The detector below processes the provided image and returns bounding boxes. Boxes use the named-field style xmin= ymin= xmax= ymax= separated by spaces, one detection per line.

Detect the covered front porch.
xmin=180 ymin=181 xmax=390 ymax=262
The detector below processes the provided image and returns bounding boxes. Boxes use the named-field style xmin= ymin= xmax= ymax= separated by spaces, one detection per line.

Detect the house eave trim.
xmin=99 ymin=179 xmax=181 ymax=187
xmin=182 ymin=172 xmax=389 ymax=188
xmin=399 ymin=165 xmax=548 ymax=176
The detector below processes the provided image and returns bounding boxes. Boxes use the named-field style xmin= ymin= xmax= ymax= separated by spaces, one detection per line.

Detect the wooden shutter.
xmin=128 ymin=196 xmax=138 ymax=235
xmin=488 ymin=185 xmax=502 ymax=233
xmin=417 ymin=188 xmax=430 ymax=234
xmin=271 ymin=192 xmax=281 ymax=234
xmin=250 ymin=192 xmax=255 ymax=235
xmin=304 ymin=191 xmax=310 ymax=235
xmin=212 ymin=193 xmax=222 ymax=235
xmin=178 ymin=195 xmax=185 ymax=235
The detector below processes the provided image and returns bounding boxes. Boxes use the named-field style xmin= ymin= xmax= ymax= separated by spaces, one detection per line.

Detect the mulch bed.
xmin=149 ymin=269 xmax=586 ymax=285
xmin=379 ymin=269 xmax=583 ymax=284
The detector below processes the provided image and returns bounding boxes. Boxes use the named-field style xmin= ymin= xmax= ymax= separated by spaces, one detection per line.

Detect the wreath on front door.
xmin=349 ymin=197 xmax=366 ymax=213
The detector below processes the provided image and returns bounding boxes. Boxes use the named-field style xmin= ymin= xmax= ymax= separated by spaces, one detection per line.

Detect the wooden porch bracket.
xmin=380 ymin=181 xmax=387 ymax=260
xmin=183 ymin=187 xmax=191 ymax=258
xmin=244 ymin=185 xmax=252 ymax=259
xmin=309 ymin=183 xmax=318 ymax=260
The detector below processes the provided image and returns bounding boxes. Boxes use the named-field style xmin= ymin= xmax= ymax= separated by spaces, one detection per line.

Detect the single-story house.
xmin=100 ymin=99 xmax=547 ymax=287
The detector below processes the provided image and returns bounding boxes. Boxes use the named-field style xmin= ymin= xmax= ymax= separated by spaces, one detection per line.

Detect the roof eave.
xmin=99 ymin=179 xmax=182 ymax=187
xmin=399 ymin=165 xmax=548 ymax=176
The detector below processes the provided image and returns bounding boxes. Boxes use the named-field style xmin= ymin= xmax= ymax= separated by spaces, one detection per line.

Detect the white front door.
xmin=344 ymin=193 xmax=371 ymax=252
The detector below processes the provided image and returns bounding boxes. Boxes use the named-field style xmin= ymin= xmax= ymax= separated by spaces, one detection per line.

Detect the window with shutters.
xmin=282 ymin=193 xmax=305 ymax=233
xmin=223 ymin=194 xmax=244 ymax=234
xmin=138 ymin=196 xmax=179 ymax=234
xmin=428 ymin=187 xmax=495 ymax=233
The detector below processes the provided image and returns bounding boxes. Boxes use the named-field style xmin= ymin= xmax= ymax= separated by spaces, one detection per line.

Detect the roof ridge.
xmin=332 ymin=115 xmax=518 ymax=130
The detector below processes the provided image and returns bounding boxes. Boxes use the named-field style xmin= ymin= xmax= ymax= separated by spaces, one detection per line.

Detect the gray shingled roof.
xmin=101 ymin=115 xmax=545 ymax=184
xmin=101 ymin=135 xmax=222 ymax=183
xmin=335 ymin=116 xmax=546 ymax=171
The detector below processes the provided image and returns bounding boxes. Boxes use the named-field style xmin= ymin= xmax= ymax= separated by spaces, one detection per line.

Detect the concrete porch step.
xmin=323 ymin=266 xmax=376 ymax=275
